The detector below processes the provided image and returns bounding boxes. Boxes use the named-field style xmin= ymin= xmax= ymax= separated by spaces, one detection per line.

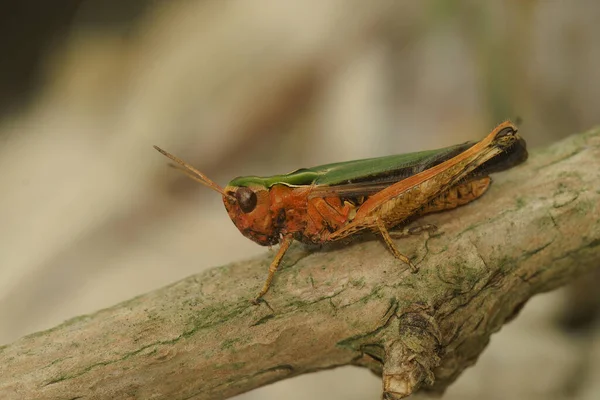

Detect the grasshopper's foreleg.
xmin=376 ymin=218 xmax=418 ymax=273
xmin=253 ymin=235 xmax=294 ymax=304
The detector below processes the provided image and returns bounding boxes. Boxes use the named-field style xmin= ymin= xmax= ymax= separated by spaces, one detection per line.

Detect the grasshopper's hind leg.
xmin=389 ymin=223 xmax=438 ymax=239
xmin=376 ymin=218 xmax=418 ymax=273
xmin=253 ymin=235 xmax=294 ymax=304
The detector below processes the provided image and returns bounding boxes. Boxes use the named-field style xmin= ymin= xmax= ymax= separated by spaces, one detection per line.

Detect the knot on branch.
xmin=349 ymin=306 xmax=443 ymax=399
xmin=382 ymin=310 xmax=442 ymax=398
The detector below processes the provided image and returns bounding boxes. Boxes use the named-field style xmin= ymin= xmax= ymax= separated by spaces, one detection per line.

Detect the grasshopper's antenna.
xmin=153 ymin=145 xmax=232 ymax=198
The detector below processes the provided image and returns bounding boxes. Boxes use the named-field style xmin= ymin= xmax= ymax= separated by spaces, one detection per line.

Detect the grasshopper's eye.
xmin=236 ymin=187 xmax=257 ymax=213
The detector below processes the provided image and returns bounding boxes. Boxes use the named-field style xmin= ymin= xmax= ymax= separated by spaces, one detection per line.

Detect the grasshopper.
xmin=154 ymin=121 xmax=527 ymax=302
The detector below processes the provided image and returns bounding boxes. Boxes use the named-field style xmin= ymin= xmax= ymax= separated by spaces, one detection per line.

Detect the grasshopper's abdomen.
xmin=372 ymin=172 xmax=492 ymax=228
xmin=417 ymin=177 xmax=491 ymax=216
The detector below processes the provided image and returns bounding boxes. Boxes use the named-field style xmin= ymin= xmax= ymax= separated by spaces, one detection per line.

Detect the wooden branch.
xmin=1 ymin=128 xmax=599 ymax=400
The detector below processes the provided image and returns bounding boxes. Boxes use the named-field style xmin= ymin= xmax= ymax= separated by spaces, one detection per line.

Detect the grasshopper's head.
xmin=222 ymin=185 xmax=278 ymax=246
xmin=153 ymin=145 xmax=279 ymax=246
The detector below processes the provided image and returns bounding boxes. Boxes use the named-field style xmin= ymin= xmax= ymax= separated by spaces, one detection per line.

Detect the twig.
xmin=1 ymin=128 xmax=599 ymax=400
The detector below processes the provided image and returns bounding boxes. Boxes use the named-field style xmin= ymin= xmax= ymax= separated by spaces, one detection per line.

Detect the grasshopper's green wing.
xmin=228 ymin=132 xmax=527 ymax=198
xmin=228 ymin=141 xmax=474 ymax=190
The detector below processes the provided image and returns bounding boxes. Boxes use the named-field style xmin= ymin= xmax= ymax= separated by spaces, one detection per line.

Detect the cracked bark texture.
xmin=1 ymin=127 xmax=599 ymax=400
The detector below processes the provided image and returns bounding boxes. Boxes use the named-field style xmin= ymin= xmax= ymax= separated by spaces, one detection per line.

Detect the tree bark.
xmin=1 ymin=128 xmax=599 ymax=400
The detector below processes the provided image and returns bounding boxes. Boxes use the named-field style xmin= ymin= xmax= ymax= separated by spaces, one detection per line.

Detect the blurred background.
xmin=1 ymin=1 xmax=599 ymax=399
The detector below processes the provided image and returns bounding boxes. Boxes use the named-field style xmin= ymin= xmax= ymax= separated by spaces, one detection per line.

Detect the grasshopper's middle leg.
xmin=253 ymin=235 xmax=294 ymax=304
xmin=376 ymin=218 xmax=418 ymax=273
